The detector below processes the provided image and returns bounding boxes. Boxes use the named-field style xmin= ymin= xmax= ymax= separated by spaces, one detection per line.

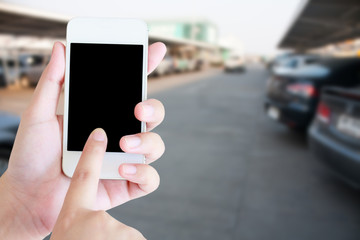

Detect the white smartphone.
xmin=63 ymin=17 xmax=148 ymax=179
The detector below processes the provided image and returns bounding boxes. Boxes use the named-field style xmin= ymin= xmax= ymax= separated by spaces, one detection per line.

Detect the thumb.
xmin=26 ymin=42 xmax=65 ymax=123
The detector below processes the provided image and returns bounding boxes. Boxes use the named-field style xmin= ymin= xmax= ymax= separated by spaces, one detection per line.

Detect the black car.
xmin=270 ymin=54 xmax=320 ymax=74
xmin=0 ymin=111 xmax=20 ymax=175
xmin=0 ymin=59 xmax=7 ymax=88
xmin=19 ymin=54 xmax=50 ymax=87
xmin=265 ymin=57 xmax=360 ymax=129
xmin=309 ymin=87 xmax=360 ymax=187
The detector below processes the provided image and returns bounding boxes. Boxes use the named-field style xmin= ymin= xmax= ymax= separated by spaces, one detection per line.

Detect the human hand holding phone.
xmin=51 ymin=129 xmax=145 ymax=240
xmin=0 ymin=41 xmax=166 ymax=239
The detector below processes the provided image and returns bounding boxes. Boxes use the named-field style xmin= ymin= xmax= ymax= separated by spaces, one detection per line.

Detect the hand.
xmin=0 ymin=42 xmax=166 ymax=239
xmin=51 ymin=129 xmax=145 ymax=240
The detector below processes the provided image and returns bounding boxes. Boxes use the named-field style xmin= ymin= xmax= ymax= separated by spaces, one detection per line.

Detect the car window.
xmin=6 ymin=60 xmax=15 ymax=68
xmin=284 ymin=58 xmax=298 ymax=68
xmin=304 ymin=58 xmax=318 ymax=64
xmin=20 ymin=55 xmax=44 ymax=67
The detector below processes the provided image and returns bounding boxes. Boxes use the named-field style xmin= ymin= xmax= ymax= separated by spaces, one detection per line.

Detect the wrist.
xmin=0 ymin=173 xmax=43 ymax=240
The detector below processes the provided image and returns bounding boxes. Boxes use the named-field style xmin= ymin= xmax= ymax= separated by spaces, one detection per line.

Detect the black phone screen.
xmin=67 ymin=43 xmax=144 ymax=152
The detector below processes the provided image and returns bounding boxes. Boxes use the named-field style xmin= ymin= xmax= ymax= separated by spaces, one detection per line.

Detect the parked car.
xmin=0 ymin=111 xmax=20 ymax=175
xmin=0 ymin=111 xmax=19 ymax=156
xmin=194 ymin=59 xmax=204 ymax=71
xmin=150 ymin=55 xmax=174 ymax=77
xmin=271 ymin=54 xmax=320 ymax=74
xmin=224 ymin=55 xmax=245 ymax=72
xmin=309 ymin=87 xmax=360 ymax=187
xmin=187 ymin=58 xmax=198 ymax=71
xmin=173 ymin=57 xmax=189 ymax=73
xmin=265 ymin=57 xmax=360 ymax=129
xmin=266 ymin=53 xmax=293 ymax=70
xmin=19 ymin=54 xmax=50 ymax=87
xmin=209 ymin=54 xmax=223 ymax=67
xmin=0 ymin=58 xmax=19 ymax=87
xmin=0 ymin=59 xmax=6 ymax=87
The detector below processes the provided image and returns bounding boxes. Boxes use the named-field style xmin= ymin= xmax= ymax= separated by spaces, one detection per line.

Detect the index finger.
xmin=63 ymin=128 xmax=107 ymax=210
xmin=148 ymin=42 xmax=166 ymax=74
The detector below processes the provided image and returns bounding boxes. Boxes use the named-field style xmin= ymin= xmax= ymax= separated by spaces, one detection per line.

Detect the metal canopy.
xmin=278 ymin=0 xmax=360 ymax=50
xmin=0 ymin=3 xmax=69 ymax=38
xmin=0 ymin=3 xmax=219 ymax=50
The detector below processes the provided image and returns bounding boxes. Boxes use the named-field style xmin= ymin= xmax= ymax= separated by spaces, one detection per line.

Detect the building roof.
xmin=278 ymin=0 xmax=360 ymax=50
xmin=0 ymin=2 xmax=70 ymax=38
xmin=0 ymin=2 xmax=220 ymax=50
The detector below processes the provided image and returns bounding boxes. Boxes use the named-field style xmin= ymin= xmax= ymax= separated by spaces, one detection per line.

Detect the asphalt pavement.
xmin=107 ymin=65 xmax=360 ymax=240
xmin=2 ymin=65 xmax=357 ymax=240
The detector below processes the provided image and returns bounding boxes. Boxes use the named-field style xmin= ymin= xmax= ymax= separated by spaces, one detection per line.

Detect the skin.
xmin=51 ymin=129 xmax=146 ymax=240
xmin=0 ymin=41 xmax=166 ymax=239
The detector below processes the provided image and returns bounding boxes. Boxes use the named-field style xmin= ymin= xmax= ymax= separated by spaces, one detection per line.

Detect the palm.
xmin=7 ymin=116 xmax=135 ymax=232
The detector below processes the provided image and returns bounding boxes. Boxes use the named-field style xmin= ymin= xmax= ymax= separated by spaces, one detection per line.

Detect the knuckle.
xmin=145 ymin=132 xmax=161 ymax=142
xmin=151 ymin=171 xmax=161 ymax=191
xmin=89 ymin=211 xmax=109 ymax=229
xmin=140 ymin=167 xmax=160 ymax=193
xmin=58 ymin=210 xmax=77 ymax=231
xmin=72 ymin=169 xmax=93 ymax=183
xmin=90 ymin=144 xmax=105 ymax=155
xmin=84 ymin=142 xmax=105 ymax=155
xmin=144 ymin=133 xmax=165 ymax=161
xmin=21 ymin=107 xmax=36 ymax=122
xmin=45 ymin=75 xmax=63 ymax=85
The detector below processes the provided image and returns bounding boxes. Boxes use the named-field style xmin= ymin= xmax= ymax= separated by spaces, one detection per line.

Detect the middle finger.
xmin=119 ymin=132 xmax=165 ymax=164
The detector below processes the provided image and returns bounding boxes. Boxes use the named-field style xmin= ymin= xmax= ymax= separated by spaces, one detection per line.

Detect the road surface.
xmin=1 ymin=66 xmax=360 ymax=239
xmin=107 ymin=65 xmax=360 ymax=240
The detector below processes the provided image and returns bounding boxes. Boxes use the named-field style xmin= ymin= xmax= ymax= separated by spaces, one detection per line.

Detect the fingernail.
xmin=124 ymin=135 xmax=141 ymax=148
xmin=92 ymin=128 xmax=106 ymax=142
xmin=142 ymin=104 xmax=154 ymax=117
xmin=122 ymin=164 xmax=137 ymax=175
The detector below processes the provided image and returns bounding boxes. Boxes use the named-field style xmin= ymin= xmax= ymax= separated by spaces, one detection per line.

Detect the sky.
xmin=3 ymin=0 xmax=303 ymax=55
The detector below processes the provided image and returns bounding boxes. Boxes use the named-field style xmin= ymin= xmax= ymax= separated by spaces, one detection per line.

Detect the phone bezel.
xmin=63 ymin=17 xmax=148 ymax=179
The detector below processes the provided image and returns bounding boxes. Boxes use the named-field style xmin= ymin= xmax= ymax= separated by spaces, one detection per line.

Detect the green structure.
xmin=147 ymin=18 xmax=218 ymax=45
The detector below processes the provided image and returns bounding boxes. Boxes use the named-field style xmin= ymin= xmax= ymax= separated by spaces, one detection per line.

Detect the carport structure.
xmin=0 ymin=2 xmax=218 ymax=50
xmin=279 ymin=0 xmax=360 ymax=50
xmin=0 ymin=3 xmax=68 ymax=38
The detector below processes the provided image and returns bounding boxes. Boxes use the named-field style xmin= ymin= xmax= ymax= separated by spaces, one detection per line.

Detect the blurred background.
xmin=1 ymin=0 xmax=360 ymax=239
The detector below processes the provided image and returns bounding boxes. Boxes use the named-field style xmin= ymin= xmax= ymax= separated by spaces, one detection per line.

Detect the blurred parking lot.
xmin=110 ymin=65 xmax=360 ymax=240
xmin=3 ymin=65 xmax=360 ymax=240
xmin=1 ymin=0 xmax=360 ymax=239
